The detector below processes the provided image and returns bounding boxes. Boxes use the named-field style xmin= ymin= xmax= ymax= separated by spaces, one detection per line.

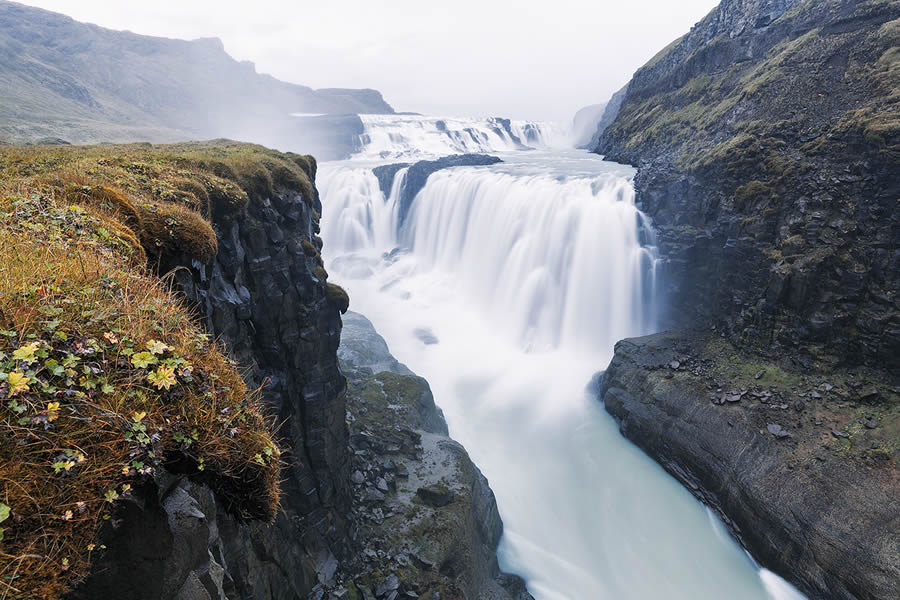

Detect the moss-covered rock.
xmin=326 ymin=282 xmax=350 ymax=314
xmin=0 ymin=140 xmax=348 ymax=600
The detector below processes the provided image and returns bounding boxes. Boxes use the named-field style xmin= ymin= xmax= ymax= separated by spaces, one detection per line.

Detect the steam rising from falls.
xmin=319 ymin=115 xmax=804 ymax=600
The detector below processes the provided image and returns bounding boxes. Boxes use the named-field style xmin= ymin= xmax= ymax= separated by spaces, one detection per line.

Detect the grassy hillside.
xmin=0 ymin=141 xmax=331 ymax=599
xmin=0 ymin=1 xmax=393 ymax=146
xmin=601 ymin=0 xmax=899 ymax=168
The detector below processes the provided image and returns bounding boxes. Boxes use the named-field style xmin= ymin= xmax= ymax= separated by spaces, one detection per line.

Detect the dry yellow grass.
xmin=0 ymin=141 xmax=317 ymax=599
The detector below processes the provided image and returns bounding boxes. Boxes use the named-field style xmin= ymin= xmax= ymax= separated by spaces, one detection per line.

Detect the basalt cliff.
xmin=595 ymin=0 xmax=899 ymax=598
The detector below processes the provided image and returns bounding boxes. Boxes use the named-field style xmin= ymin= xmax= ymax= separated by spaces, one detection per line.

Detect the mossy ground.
xmin=0 ymin=140 xmax=319 ymax=599
xmin=699 ymin=335 xmax=899 ymax=463
xmin=0 ymin=141 xmax=318 ymax=268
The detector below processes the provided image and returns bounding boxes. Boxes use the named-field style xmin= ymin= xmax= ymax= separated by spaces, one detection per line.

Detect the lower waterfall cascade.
xmin=319 ymin=115 xmax=806 ymax=600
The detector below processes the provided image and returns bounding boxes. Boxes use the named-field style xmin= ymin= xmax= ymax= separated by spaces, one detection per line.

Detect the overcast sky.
xmin=18 ymin=0 xmax=719 ymax=122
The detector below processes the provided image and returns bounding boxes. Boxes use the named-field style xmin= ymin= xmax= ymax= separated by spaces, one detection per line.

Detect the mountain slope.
xmin=0 ymin=1 xmax=393 ymax=148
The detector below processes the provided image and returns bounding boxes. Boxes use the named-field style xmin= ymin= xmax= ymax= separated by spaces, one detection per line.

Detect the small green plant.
xmin=0 ymin=502 xmax=10 ymax=542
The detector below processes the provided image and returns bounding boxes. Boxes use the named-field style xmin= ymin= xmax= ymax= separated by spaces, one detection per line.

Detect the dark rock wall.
xmin=178 ymin=167 xmax=350 ymax=599
xmin=601 ymin=332 xmax=899 ymax=600
xmin=371 ymin=154 xmax=503 ymax=231
xmin=597 ymin=0 xmax=900 ymax=369
xmin=72 ymin=164 xmax=350 ymax=600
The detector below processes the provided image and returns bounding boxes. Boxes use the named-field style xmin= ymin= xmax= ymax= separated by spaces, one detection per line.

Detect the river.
xmin=318 ymin=115 xmax=805 ymax=600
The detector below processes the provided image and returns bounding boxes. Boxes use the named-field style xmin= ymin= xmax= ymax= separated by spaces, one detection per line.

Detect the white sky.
xmin=16 ymin=0 xmax=719 ymax=122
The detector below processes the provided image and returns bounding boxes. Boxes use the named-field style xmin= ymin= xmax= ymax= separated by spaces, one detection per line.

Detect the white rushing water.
xmin=319 ymin=115 xmax=805 ymax=600
xmin=355 ymin=114 xmax=567 ymax=160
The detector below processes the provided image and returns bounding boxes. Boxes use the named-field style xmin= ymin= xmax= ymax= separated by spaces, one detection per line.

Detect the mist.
xmin=16 ymin=0 xmax=719 ymax=122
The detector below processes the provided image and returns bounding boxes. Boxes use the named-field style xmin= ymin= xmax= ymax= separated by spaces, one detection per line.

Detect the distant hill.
xmin=0 ymin=0 xmax=394 ymax=154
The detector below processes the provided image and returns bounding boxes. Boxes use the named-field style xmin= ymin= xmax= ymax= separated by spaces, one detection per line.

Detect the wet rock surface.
xmin=313 ymin=311 xmax=534 ymax=600
xmin=373 ymin=154 xmax=504 ymax=228
xmin=601 ymin=330 xmax=899 ymax=600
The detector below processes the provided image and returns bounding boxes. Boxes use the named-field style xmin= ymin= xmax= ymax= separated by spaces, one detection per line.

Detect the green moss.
xmin=734 ymin=180 xmax=775 ymax=210
xmin=346 ymin=582 xmax=361 ymax=600
xmin=172 ymin=177 xmax=210 ymax=215
xmin=301 ymin=240 xmax=319 ymax=258
xmin=379 ymin=372 xmax=427 ymax=403
xmin=325 ymin=282 xmax=350 ymax=314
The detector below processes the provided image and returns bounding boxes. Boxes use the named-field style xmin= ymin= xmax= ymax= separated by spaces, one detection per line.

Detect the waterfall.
xmin=319 ymin=115 xmax=804 ymax=600
xmin=322 ymin=162 xmax=659 ymax=356
xmin=355 ymin=114 xmax=566 ymax=160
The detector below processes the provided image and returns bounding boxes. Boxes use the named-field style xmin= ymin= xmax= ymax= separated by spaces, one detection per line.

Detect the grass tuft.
xmin=325 ymin=283 xmax=350 ymax=314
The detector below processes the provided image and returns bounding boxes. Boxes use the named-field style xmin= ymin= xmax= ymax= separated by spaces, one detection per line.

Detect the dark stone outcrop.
xmin=69 ymin=479 xmax=236 ymax=600
xmin=593 ymin=1 xmax=899 ymax=598
xmin=600 ymin=331 xmax=899 ymax=600
xmin=489 ymin=117 xmax=531 ymax=146
xmin=371 ymin=162 xmax=411 ymax=198
xmin=72 ymin=160 xmax=350 ymax=599
xmin=375 ymin=154 xmax=503 ymax=228
xmin=321 ymin=312 xmax=534 ymax=600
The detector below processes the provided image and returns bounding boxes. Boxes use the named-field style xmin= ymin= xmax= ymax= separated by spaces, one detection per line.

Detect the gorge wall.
xmin=68 ymin=148 xmax=353 ymax=600
xmin=598 ymin=0 xmax=898 ymax=368
xmin=3 ymin=141 xmax=530 ymax=600
xmin=595 ymin=1 xmax=899 ymax=598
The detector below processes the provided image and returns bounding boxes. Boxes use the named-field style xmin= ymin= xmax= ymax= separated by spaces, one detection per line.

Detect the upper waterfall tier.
xmin=319 ymin=151 xmax=660 ymax=358
xmin=354 ymin=114 xmax=566 ymax=160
